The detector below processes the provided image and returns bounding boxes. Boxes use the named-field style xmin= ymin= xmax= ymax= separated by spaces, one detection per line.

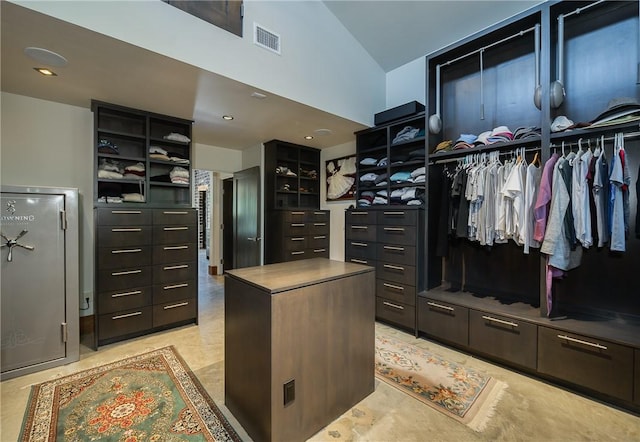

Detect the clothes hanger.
xmin=532 ymin=149 xmax=541 ymax=166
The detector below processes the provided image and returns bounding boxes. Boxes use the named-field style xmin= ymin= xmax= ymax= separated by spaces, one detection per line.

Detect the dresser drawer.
xmin=377 ymin=209 xmax=418 ymax=226
xmin=538 ymin=326 xmax=633 ymax=402
xmin=98 ymin=286 xmax=152 ymax=315
xmin=376 ymin=297 xmax=415 ymax=330
xmin=98 ymin=306 xmax=153 ymax=340
xmin=377 ymin=243 xmax=416 ymax=266
xmin=307 ymin=221 xmax=329 ymax=235
xmin=287 ymin=250 xmax=309 ymax=261
xmin=469 ymin=310 xmax=537 ymax=370
xmin=152 ymin=262 xmax=197 ymax=284
xmin=377 ymin=262 xmax=415 ymax=286
xmin=284 ymin=236 xmax=307 ymax=252
xmin=287 ymin=222 xmax=308 ymax=236
xmin=152 ymin=243 xmax=197 ymax=265
xmin=376 ymin=280 xmax=415 ymax=306
xmin=346 ymin=224 xmax=377 ymax=242
xmin=418 ymin=297 xmax=469 ymax=347
xmin=153 ymin=225 xmax=197 ymax=245
xmin=98 ymin=266 xmax=152 ymax=292
xmin=377 ymin=225 xmax=416 ymax=246
xmin=307 ymin=233 xmax=329 ymax=249
xmin=153 ymin=298 xmax=197 ymax=327
xmin=308 ymin=247 xmax=329 ymax=258
xmin=346 ymin=257 xmax=376 ymax=267
xmin=97 ymin=208 xmax=151 ymax=226
xmin=153 ymin=281 xmax=195 ymax=305
xmin=308 ymin=210 xmax=330 ymax=222
xmin=98 ymin=246 xmax=151 ymax=269
xmin=346 ymin=240 xmax=376 ymax=260
xmin=152 ymin=209 xmax=197 ymax=225
xmin=283 ymin=210 xmax=308 ymax=223
xmin=98 ymin=226 xmax=152 ymax=247
xmin=346 ymin=210 xmax=377 ymax=225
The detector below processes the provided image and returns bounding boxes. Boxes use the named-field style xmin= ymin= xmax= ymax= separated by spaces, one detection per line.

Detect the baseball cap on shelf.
xmin=550 ymin=115 xmax=574 ymax=132
xmin=433 ymin=140 xmax=453 ymax=153
xmin=474 ymin=130 xmax=492 ymax=146
xmin=454 ymin=133 xmax=477 ymax=150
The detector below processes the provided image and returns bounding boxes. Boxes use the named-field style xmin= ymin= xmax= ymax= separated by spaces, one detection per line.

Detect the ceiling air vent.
xmin=254 ymin=23 xmax=281 ymax=55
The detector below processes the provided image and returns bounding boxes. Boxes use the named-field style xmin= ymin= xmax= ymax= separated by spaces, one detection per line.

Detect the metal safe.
xmin=1 ymin=185 xmax=79 ymax=379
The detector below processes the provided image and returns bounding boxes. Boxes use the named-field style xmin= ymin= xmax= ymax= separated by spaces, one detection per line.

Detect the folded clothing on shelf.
xmin=98 ymin=139 xmax=119 ymax=154
xmin=163 ymin=132 xmax=191 ymax=143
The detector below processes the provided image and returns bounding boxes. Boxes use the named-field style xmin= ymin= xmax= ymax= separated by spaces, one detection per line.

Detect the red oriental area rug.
xmin=20 ymin=346 xmax=240 ymax=442
xmin=375 ymin=335 xmax=507 ymax=432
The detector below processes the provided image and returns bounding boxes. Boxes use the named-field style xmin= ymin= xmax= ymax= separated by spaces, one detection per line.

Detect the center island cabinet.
xmin=224 ymin=258 xmax=375 ymax=442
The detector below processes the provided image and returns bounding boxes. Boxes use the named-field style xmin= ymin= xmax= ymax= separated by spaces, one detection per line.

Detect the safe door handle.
xmin=111 ymin=248 xmax=142 ymax=254
xmin=383 ymin=301 xmax=404 ymax=310
xmin=482 ymin=315 xmax=518 ymax=328
xmin=427 ymin=301 xmax=454 ymax=312
xmin=557 ymin=335 xmax=608 ymax=350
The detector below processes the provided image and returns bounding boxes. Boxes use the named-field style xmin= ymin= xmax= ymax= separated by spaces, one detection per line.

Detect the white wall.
xmin=15 ymin=0 xmax=385 ymax=127
xmin=1 ymin=92 xmax=95 ymax=313
xmin=320 ymin=140 xmax=357 ymax=262
xmin=386 ymin=57 xmax=426 ymax=110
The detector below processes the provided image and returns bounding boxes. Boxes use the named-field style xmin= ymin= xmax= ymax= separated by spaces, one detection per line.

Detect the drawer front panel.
xmin=283 ymin=211 xmax=308 ymax=223
xmin=346 ymin=240 xmax=376 ymax=260
xmin=346 ymin=224 xmax=377 ymax=242
xmin=538 ymin=327 xmax=633 ymax=402
xmin=377 ymin=243 xmax=416 ymax=266
xmin=307 ymin=222 xmax=329 ymax=235
xmin=152 ymin=263 xmax=196 ymax=284
xmin=287 ymin=222 xmax=308 ymax=236
xmin=153 ymin=281 xmax=195 ymax=305
xmin=346 ymin=210 xmax=377 ymax=225
xmin=307 ymin=234 xmax=329 ymax=249
xmin=153 ymin=299 xmax=197 ymax=327
xmin=418 ymin=298 xmax=469 ymax=347
xmin=98 ymin=226 xmax=152 ymax=247
xmin=308 ymin=210 xmax=330 ymax=222
xmin=376 ymin=297 xmax=415 ymax=329
xmin=308 ymin=247 xmax=329 ymax=258
xmin=153 ymin=225 xmax=197 ymax=245
xmin=377 ymin=209 xmax=418 ymax=226
xmin=98 ymin=246 xmax=151 ymax=269
xmin=376 ymin=280 xmax=415 ymax=306
xmin=346 ymin=257 xmax=376 ymax=267
xmin=377 ymin=225 xmax=416 ymax=246
xmin=98 ymin=266 xmax=152 ymax=292
xmin=98 ymin=286 xmax=152 ymax=315
xmin=287 ymin=250 xmax=309 ymax=261
xmin=152 ymin=209 xmax=197 ymax=225
xmin=469 ymin=310 xmax=537 ymax=370
xmin=635 ymin=350 xmax=640 ymax=405
xmin=284 ymin=236 xmax=307 ymax=252
xmin=152 ymin=243 xmax=198 ymax=265
xmin=97 ymin=208 xmax=151 ymax=226
xmin=377 ymin=262 xmax=415 ymax=286
xmin=99 ymin=306 xmax=153 ymax=340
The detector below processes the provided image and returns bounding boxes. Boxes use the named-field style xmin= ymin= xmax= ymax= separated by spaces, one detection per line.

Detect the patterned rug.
xmin=19 ymin=346 xmax=241 ymax=442
xmin=375 ymin=335 xmax=507 ymax=432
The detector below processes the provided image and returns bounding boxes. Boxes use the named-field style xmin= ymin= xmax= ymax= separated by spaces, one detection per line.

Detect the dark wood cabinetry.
xmin=264 ymin=140 xmax=329 ymax=263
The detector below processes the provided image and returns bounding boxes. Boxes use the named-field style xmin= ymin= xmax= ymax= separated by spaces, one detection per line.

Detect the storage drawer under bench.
xmin=418 ymin=297 xmax=469 ymax=347
xmin=376 ymin=297 xmax=415 ymax=330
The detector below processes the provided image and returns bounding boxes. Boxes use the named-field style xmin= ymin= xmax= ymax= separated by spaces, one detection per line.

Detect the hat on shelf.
xmin=474 ymin=130 xmax=492 ymax=146
xmin=550 ymin=115 xmax=574 ymax=132
xmin=453 ymin=133 xmax=477 ymax=150
xmin=433 ymin=140 xmax=453 ymax=153
xmin=591 ymin=97 xmax=640 ymax=125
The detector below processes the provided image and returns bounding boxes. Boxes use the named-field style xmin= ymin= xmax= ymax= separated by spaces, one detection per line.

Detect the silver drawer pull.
xmin=163 ymin=211 xmax=189 ymax=215
xmin=291 ymin=211 xmax=306 ymax=215
xmin=351 ymin=259 xmax=368 ymax=264
xmin=351 ymin=212 xmax=369 ymax=215
xmin=313 ymin=223 xmax=326 ymax=226
xmin=383 ymin=211 xmax=405 ymax=216
xmin=112 ymin=290 xmax=142 ymax=298
xmin=383 ymin=283 xmax=404 ymax=291
xmin=164 ymin=283 xmax=189 ymax=290
xmin=291 ymin=223 xmax=305 ymax=227
xmin=384 ymin=227 xmax=405 ymax=232
xmin=314 ymin=248 xmax=326 ymax=253
xmin=383 ymin=301 xmax=404 ymax=310
xmin=557 ymin=334 xmax=608 ymax=350
xmin=164 ymin=264 xmax=188 ymax=270
xmin=314 ymin=211 xmax=325 ymax=215
xmin=384 ymin=264 xmax=405 ymax=271
xmin=291 ymin=237 xmax=305 ymax=241
xmin=291 ymin=251 xmax=305 ymax=255
xmin=351 ymin=225 xmax=368 ymax=230
xmin=111 ymin=248 xmax=142 ymax=254
xmin=111 ymin=269 xmax=142 ymax=276
xmin=314 ymin=236 xmax=326 ymax=239
xmin=164 ymin=301 xmax=189 ymax=310
xmin=111 ymin=228 xmax=142 ymax=232
xmin=482 ymin=315 xmax=518 ymax=328
xmin=112 ymin=311 xmax=142 ymax=320
xmin=383 ymin=245 xmax=405 ymax=251
xmin=427 ymin=301 xmax=454 ymax=312
xmin=164 ymin=226 xmax=189 ymax=231
xmin=111 ymin=210 xmax=142 ymax=214
xmin=164 ymin=245 xmax=188 ymax=250
xmin=351 ymin=242 xmax=368 ymax=247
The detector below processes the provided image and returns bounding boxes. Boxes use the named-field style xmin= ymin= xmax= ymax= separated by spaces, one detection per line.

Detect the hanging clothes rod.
xmin=429 ymin=146 xmax=542 ymax=165
xmin=441 ymin=25 xmax=537 ymax=67
xmin=561 ymin=0 xmax=606 ymax=20
xmin=550 ymin=131 xmax=640 ymax=149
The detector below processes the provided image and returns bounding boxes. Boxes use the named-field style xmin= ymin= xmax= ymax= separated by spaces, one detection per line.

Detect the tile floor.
xmin=2 ymin=253 xmax=639 ymax=441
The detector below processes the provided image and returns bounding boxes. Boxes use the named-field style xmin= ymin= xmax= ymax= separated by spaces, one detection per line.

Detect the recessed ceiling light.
xmin=304 ymin=135 xmax=314 ymax=140
xmin=222 ymin=115 xmax=234 ymax=120
xmin=24 ymin=47 xmax=68 ymax=67
xmin=34 ymin=67 xmax=57 ymax=76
